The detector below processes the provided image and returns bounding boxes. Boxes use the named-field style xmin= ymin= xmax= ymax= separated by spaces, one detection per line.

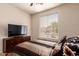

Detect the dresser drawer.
xmin=3 ymin=36 xmax=31 ymax=53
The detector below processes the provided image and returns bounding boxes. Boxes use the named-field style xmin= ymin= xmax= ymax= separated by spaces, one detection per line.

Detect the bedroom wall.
xmin=0 ymin=4 xmax=31 ymax=51
xmin=31 ymin=3 xmax=79 ymax=41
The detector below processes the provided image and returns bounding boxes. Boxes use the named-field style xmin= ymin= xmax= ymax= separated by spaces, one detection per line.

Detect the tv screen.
xmin=8 ymin=24 xmax=27 ymax=37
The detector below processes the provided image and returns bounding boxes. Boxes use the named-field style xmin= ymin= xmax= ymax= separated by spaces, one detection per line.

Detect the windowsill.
xmin=38 ymin=37 xmax=59 ymax=43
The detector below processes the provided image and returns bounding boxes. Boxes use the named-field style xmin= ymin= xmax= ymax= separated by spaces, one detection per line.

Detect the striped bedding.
xmin=15 ymin=40 xmax=56 ymax=56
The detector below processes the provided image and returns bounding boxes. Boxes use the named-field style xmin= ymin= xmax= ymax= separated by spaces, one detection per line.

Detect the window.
xmin=39 ymin=13 xmax=58 ymax=39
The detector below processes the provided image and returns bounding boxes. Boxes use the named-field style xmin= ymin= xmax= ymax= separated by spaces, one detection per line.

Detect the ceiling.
xmin=10 ymin=3 xmax=62 ymax=14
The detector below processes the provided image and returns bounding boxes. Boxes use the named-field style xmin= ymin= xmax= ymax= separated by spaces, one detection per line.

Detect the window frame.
xmin=38 ymin=12 xmax=59 ymax=40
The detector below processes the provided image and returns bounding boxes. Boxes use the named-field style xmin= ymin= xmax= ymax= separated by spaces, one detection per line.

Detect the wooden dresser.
xmin=3 ymin=36 xmax=30 ymax=54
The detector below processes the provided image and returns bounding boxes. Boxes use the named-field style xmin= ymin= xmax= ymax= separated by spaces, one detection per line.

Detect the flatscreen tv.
xmin=8 ymin=24 xmax=27 ymax=37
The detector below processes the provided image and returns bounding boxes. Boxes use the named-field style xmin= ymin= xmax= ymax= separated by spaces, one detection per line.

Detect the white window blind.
xmin=39 ymin=13 xmax=58 ymax=39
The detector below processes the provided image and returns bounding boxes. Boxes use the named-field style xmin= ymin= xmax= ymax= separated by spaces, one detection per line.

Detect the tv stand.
xmin=3 ymin=36 xmax=30 ymax=55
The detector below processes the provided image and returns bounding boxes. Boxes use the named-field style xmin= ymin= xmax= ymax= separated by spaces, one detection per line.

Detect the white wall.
xmin=58 ymin=4 xmax=79 ymax=39
xmin=0 ymin=4 xmax=31 ymax=51
xmin=31 ymin=3 xmax=79 ymax=41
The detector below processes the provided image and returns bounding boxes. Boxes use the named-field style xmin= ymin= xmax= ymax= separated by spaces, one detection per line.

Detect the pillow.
xmin=63 ymin=45 xmax=75 ymax=56
xmin=50 ymin=36 xmax=67 ymax=56
xmin=59 ymin=36 xmax=67 ymax=44
xmin=50 ymin=43 xmax=62 ymax=56
xmin=67 ymin=36 xmax=79 ymax=43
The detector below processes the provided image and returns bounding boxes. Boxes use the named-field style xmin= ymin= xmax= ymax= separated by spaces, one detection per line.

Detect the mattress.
xmin=16 ymin=41 xmax=54 ymax=56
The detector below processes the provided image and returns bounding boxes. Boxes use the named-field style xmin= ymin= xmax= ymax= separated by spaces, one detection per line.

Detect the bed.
xmin=3 ymin=36 xmax=56 ymax=56
xmin=13 ymin=40 xmax=56 ymax=56
xmin=12 ymin=36 xmax=79 ymax=56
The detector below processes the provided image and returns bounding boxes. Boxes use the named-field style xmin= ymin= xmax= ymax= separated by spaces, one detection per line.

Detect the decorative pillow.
xmin=65 ymin=36 xmax=79 ymax=55
xmin=63 ymin=45 xmax=75 ymax=56
xmin=50 ymin=36 xmax=67 ymax=56
xmin=59 ymin=36 xmax=67 ymax=44
xmin=51 ymin=44 xmax=61 ymax=56
xmin=67 ymin=36 xmax=79 ymax=43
